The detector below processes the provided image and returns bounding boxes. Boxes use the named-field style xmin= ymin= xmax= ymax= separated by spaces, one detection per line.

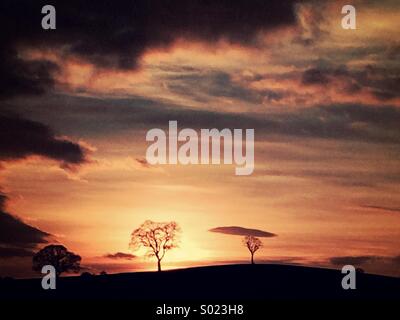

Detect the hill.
xmin=1 ymin=264 xmax=399 ymax=300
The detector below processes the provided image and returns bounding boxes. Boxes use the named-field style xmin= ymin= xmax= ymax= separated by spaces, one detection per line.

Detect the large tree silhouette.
xmin=32 ymin=245 xmax=81 ymax=277
xmin=130 ymin=220 xmax=180 ymax=272
xmin=243 ymin=236 xmax=262 ymax=264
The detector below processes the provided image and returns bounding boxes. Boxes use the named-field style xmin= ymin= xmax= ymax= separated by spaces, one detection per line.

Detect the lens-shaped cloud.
xmin=209 ymin=226 xmax=277 ymax=237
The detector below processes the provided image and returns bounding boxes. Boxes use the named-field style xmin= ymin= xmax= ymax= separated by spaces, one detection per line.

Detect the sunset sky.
xmin=1 ymin=0 xmax=399 ymax=278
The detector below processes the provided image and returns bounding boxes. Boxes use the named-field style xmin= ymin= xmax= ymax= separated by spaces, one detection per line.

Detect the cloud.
xmin=257 ymin=103 xmax=400 ymax=144
xmin=0 ymin=247 xmax=34 ymax=258
xmin=361 ymin=205 xmax=400 ymax=214
xmin=330 ymin=255 xmax=400 ymax=267
xmin=329 ymin=255 xmax=400 ymax=277
xmin=0 ymin=113 xmax=91 ymax=168
xmin=0 ymin=192 xmax=51 ymax=258
xmin=33 ymin=93 xmax=400 ymax=142
xmin=165 ymin=70 xmax=264 ymax=104
xmin=302 ymin=68 xmax=330 ymax=85
xmin=0 ymin=112 xmax=87 ymax=260
xmin=103 ymin=252 xmax=136 ymax=260
xmin=15 ymin=93 xmax=400 ymax=145
xmin=209 ymin=226 xmax=277 ymax=237
xmin=295 ymin=2 xmax=328 ymax=45
xmin=0 ymin=193 xmax=6 ymax=211
xmin=330 ymin=256 xmax=376 ymax=266
xmin=301 ymin=65 xmax=400 ymax=101
xmin=0 ymin=210 xmax=50 ymax=248
xmin=0 ymin=0 xmax=299 ymax=99
xmin=0 ymin=53 xmax=59 ymax=99
xmin=0 ymin=112 xmax=90 ymax=260
xmin=135 ymin=158 xmax=151 ymax=168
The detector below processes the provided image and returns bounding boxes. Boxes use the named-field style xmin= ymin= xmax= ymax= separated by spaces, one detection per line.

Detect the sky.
xmin=0 ymin=0 xmax=400 ymax=278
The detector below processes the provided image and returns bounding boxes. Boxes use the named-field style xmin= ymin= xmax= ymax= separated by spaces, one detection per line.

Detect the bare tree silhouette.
xmin=243 ymin=236 xmax=262 ymax=264
xmin=32 ymin=245 xmax=81 ymax=277
xmin=130 ymin=220 xmax=181 ymax=272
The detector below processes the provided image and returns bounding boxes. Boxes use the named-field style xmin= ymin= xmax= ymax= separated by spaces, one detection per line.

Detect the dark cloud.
xmin=371 ymin=84 xmax=400 ymax=101
xmin=0 ymin=112 xmax=84 ymax=260
xmin=0 ymin=193 xmax=6 ymax=211
xmin=301 ymin=65 xmax=400 ymax=101
xmin=141 ymin=102 xmax=400 ymax=144
xmin=0 ymin=52 xmax=59 ymax=99
xmin=165 ymin=71 xmax=264 ymax=104
xmin=301 ymin=65 xmax=353 ymax=86
xmin=0 ymin=0 xmax=299 ymax=99
xmin=393 ymin=256 xmax=400 ymax=265
xmin=103 ymin=252 xmax=136 ymax=260
xmin=259 ymin=168 xmax=397 ymax=188
xmin=330 ymin=256 xmax=376 ymax=266
xmin=360 ymin=66 xmax=400 ymax=101
xmin=302 ymin=68 xmax=330 ymax=85
xmin=361 ymin=205 xmax=400 ymax=214
xmin=0 ymin=211 xmax=49 ymax=249
xmin=329 ymin=255 xmax=400 ymax=277
xmin=385 ymin=44 xmax=400 ymax=61
xmin=0 ymin=193 xmax=50 ymax=258
xmin=330 ymin=255 xmax=400 ymax=267
xmin=9 ymin=94 xmax=400 ymax=145
xmin=260 ymin=103 xmax=400 ymax=144
xmin=161 ymin=68 xmax=286 ymax=104
xmin=0 ymin=247 xmax=34 ymax=258
xmin=209 ymin=226 xmax=277 ymax=238
xmin=0 ymin=113 xmax=90 ymax=167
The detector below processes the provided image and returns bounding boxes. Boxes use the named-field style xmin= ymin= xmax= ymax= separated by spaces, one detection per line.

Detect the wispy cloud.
xmin=361 ymin=205 xmax=400 ymax=214
xmin=103 ymin=252 xmax=136 ymax=260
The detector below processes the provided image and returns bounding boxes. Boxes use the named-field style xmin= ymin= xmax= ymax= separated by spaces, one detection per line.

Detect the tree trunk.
xmin=251 ymin=252 xmax=254 ymax=264
xmin=157 ymin=259 xmax=162 ymax=272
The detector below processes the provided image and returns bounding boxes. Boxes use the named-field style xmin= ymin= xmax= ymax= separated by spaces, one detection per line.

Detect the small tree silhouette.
xmin=130 ymin=220 xmax=181 ymax=272
xmin=243 ymin=236 xmax=262 ymax=264
xmin=32 ymin=245 xmax=81 ymax=277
